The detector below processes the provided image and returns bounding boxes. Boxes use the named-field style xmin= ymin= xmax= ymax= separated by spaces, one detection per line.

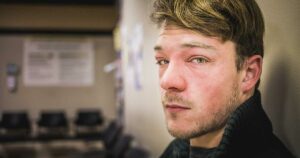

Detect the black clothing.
xmin=160 ymin=91 xmax=294 ymax=158
xmin=190 ymin=147 xmax=216 ymax=158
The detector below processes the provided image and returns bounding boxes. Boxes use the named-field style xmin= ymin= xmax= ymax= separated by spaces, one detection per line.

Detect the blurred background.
xmin=0 ymin=0 xmax=299 ymax=158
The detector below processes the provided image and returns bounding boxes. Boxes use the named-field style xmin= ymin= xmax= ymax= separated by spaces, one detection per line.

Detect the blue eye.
xmin=156 ymin=59 xmax=169 ymax=65
xmin=190 ymin=57 xmax=208 ymax=64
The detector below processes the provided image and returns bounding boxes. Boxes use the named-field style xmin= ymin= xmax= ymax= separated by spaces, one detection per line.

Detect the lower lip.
xmin=166 ymin=106 xmax=190 ymax=113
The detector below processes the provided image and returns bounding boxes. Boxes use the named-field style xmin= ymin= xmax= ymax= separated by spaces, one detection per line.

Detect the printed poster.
xmin=23 ymin=37 xmax=94 ymax=86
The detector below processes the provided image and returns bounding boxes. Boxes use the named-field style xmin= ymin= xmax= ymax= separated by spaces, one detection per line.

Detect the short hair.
xmin=151 ymin=0 xmax=265 ymax=71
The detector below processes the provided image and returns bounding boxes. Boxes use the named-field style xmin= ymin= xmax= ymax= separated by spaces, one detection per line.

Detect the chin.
xmin=166 ymin=121 xmax=193 ymax=139
xmin=168 ymin=128 xmax=188 ymax=138
xmin=167 ymin=127 xmax=197 ymax=139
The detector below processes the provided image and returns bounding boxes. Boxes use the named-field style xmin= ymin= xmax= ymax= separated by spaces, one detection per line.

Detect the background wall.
xmin=0 ymin=4 xmax=116 ymax=30
xmin=258 ymin=0 xmax=300 ymax=156
xmin=0 ymin=36 xmax=116 ymax=120
xmin=121 ymin=1 xmax=171 ymax=158
xmin=121 ymin=0 xmax=300 ymax=157
xmin=0 ymin=4 xmax=118 ymax=121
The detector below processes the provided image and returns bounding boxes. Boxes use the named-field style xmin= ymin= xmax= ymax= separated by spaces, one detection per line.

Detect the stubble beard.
xmin=162 ymin=83 xmax=240 ymax=140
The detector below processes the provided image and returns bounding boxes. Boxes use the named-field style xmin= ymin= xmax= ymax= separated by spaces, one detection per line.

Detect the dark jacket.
xmin=160 ymin=91 xmax=295 ymax=158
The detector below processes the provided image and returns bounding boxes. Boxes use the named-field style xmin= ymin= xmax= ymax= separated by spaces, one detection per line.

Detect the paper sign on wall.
xmin=23 ymin=37 xmax=94 ymax=87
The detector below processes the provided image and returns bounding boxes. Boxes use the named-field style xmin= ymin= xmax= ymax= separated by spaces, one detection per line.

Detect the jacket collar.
xmin=212 ymin=90 xmax=273 ymax=157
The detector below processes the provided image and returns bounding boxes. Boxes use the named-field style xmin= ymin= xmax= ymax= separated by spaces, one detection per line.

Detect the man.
xmin=151 ymin=0 xmax=294 ymax=158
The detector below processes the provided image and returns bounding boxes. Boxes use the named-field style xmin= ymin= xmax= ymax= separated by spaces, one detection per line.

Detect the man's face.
xmin=154 ymin=25 xmax=244 ymax=139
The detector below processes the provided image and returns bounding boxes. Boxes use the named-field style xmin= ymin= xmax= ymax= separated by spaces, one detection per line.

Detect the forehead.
xmin=157 ymin=25 xmax=208 ymax=43
xmin=155 ymin=25 xmax=231 ymax=52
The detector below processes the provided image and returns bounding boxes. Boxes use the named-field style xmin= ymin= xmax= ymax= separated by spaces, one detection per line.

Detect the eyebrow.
xmin=181 ymin=42 xmax=216 ymax=50
xmin=154 ymin=41 xmax=216 ymax=52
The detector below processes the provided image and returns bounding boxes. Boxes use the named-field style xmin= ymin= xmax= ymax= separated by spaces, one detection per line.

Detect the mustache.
xmin=162 ymin=92 xmax=193 ymax=107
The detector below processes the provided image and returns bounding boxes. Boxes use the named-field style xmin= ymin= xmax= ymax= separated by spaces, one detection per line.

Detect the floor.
xmin=0 ymin=140 xmax=103 ymax=158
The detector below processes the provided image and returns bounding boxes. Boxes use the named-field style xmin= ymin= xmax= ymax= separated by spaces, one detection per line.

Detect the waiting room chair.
xmin=108 ymin=134 xmax=133 ymax=158
xmin=0 ymin=111 xmax=31 ymax=141
xmin=75 ymin=109 xmax=104 ymax=139
xmin=102 ymin=120 xmax=123 ymax=149
xmin=37 ymin=111 xmax=69 ymax=140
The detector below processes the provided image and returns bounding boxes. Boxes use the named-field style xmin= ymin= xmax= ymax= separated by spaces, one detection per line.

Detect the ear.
xmin=240 ymin=55 xmax=263 ymax=93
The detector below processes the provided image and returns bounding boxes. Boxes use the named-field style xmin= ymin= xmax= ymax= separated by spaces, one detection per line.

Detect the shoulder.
xmin=255 ymin=134 xmax=295 ymax=158
xmin=160 ymin=139 xmax=189 ymax=158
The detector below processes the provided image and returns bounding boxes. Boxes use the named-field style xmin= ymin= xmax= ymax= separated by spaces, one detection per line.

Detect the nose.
xmin=159 ymin=62 xmax=186 ymax=92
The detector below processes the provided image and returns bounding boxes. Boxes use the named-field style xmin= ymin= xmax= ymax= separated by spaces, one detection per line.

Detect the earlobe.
xmin=241 ymin=55 xmax=263 ymax=93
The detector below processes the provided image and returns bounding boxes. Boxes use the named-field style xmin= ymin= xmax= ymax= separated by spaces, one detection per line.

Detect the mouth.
xmin=165 ymin=104 xmax=191 ymax=113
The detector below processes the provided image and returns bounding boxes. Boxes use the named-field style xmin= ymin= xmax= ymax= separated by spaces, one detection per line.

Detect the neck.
xmin=190 ymin=127 xmax=225 ymax=149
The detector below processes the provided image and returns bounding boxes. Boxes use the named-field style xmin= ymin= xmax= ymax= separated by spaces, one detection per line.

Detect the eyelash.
xmin=189 ymin=57 xmax=209 ymax=64
xmin=156 ymin=59 xmax=169 ymax=66
xmin=155 ymin=57 xmax=209 ymax=66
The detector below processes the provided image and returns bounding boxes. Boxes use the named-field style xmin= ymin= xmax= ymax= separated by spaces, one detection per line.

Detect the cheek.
xmin=188 ymin=68 xmax=238 ymax=107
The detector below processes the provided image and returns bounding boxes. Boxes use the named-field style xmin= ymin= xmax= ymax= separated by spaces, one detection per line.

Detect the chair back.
xmin=1 ymin=112 xmax=30 ymax=130
xmin=75 ymin=110 xmax=104 ymax=126
xmin=110 ymin=135 xmax=133 ymax=158
xmin=102 ymin=121 xmax=123 ymax=149
xmin=38 ymin=111 xmax=67 ymax=128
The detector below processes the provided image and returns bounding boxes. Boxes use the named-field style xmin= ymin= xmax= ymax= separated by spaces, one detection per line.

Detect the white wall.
xmin=122 ymin=0 xmax=300 ymax=157
xmin=121 ymin=0 xmax=171 ymax=157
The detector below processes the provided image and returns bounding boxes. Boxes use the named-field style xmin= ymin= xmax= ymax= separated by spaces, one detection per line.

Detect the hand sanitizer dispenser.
xmin=6 ymin=64 xmax=19 ymax=93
